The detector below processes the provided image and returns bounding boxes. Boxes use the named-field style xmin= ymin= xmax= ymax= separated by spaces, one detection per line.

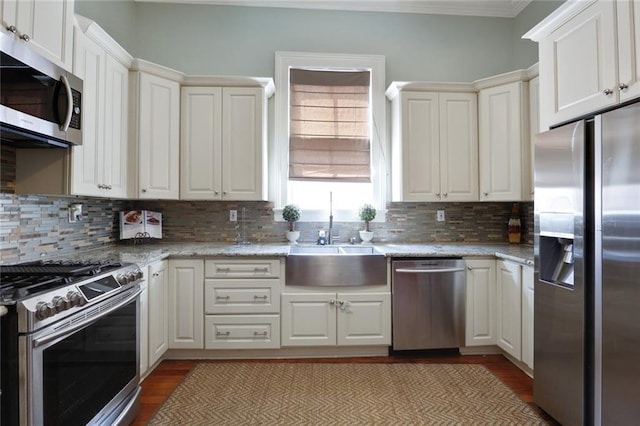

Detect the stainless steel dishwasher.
xmin=392 ymin=258 xmax=465 ymax=350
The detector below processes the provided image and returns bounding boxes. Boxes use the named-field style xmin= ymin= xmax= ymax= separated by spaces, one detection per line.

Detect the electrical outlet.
xmin=229 ymin=210 xmax=237 ymax=222
xmin=436 ymin=210 xmax=445 ymax=222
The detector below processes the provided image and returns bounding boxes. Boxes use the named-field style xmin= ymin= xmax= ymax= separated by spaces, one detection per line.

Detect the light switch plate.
xmin=436 ymin=210 xmax=445 ymax=222
xmin=230 ymin=210 xmax=237 ymax=222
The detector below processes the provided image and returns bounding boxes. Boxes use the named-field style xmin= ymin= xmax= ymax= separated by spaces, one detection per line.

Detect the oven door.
xmin=22 ymin=285 xmax=141 ymax=426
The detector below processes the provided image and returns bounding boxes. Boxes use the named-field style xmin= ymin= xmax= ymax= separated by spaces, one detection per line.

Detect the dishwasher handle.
xmin=394 ymin=267 xmax=465 ymax=274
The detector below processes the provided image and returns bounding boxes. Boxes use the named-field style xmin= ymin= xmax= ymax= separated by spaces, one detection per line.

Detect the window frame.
xmin=272 ymin=51 xmax=387 ymax=223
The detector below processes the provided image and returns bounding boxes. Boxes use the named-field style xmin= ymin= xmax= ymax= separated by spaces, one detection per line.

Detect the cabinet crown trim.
xmin=523 ymin=0 xmax=598 ymax=41
xmin=182 ymin=75 xmax=275 ymax=97
xmin=130 ymin=58 xmax=185 ymax=82
xmin=385 ymin=82 xmax=475 ymax=100
xmin=387 ymin=64 xmax=538 ymax=99
xmin=74 ymin=14 xmax=133 ymax=67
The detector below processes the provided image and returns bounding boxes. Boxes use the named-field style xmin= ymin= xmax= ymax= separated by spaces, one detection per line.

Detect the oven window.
xmin=42 ymin=300 xmax=137 ymax=426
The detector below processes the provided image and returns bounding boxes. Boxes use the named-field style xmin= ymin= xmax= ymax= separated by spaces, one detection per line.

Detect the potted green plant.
xmin=358 ymin=204 xmax=376 ymax=243
xmin=282 ymin=204 xmax=301 ymax=244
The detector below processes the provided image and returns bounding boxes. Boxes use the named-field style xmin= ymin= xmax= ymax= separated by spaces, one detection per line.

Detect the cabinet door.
xmin=496 ymin=260 xmax=522 ymax=360
xmin=464 ymin=259 xmax=497 ymax=347
xmin=148 ymin=260 xmax=169 ymax=367
xmin=139 ymin=277 xmax=149 ymax=379
xmin=394 ymin=92 xmax=440 ymax=201
xmin=136 ymin=72 xmax=180 ymax=199
xmin=71 ymin=28 xmax=105 ymax=197
xmin=521 ymin=265 xmax=534 ymax=370
xmin=168 ymin=259 xmax=204 ymax=349
xmin=337 ymin=292 xmax=391 ymax=346
xmin=103 ymin=54 xmax=129 ymax=198
xmin=2 ymin=0 xmax=74 ymax=70
xmin=617 ymin=0 xmax=640 ymax=102
xmin=222 ymin=87 xmax=267 ymax=200
xmin=180 ymin=87 xmax=223 ymax=200
xmin=281 ymin=293 xmax=336 ymax=346
xmin=479 ymin=81 xmax=525 ymax=201
xmin=539 ymin=1 xmax=617 ymax=128
xmin=439 ymin=93 xmax=478 ymax=201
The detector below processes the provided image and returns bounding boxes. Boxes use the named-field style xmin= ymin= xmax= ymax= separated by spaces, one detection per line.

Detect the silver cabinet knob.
xmin=435 ymin=193 xmax=440 ymax=197
xmin=483 ymin=192 xmax=489 ymax=196
xmin=214 ymin=191 xmax=219 ymax=195
xmin=443 ymin=193 xmax=448 ymax=197
xmin=329 ymin=299 xmax=336 ymax=305
xmin=603 ymin=88 xmax=614 ymax=95
xmin=619 ymin=83 xmax=629 ymax=91
xmin=6 ymin=25 xmax=17 ymax=34
xmin=19 ymin=33 xmax=29 ymax=42
xmin=141 ymin=188 xmax=147 ymax=193
xmin=467 ymin=266 xmax=472 ymax=270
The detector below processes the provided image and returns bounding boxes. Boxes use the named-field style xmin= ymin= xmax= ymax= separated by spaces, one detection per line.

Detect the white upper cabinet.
xmin=525 ymin=0 xmax=640 ymax=129
xmin=617 ymin=0 xmax=640 ymax=102
xmin=180 ymin=83 xmax=272 ymax=201
xmin=129 ymin=61 xmax=181 ymax=199
xmin=71 ymin=17 xmax=131 ymax=198
xmin=387 ymin=85 xmax=478 ymax=202
xmin=1 ymin=0 xmax=74 ymax=70
xmin=180 ymin=87 xmax=223 ymax=200
xmin=478 ymin=80 xmax=529 ymax=202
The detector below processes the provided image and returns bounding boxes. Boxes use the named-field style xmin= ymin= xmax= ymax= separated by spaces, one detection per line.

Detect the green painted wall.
xmin=75 ymin=0 xmax=562 ymax=83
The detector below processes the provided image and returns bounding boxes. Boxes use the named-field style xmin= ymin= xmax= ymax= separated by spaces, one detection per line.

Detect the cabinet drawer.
xmin=205 ymin=258 xmax=280 ymax=278
xmin=204 ymin=279 xmax=280 ymax=314
xmin=204 ymin=315 xmax=280 ymax=349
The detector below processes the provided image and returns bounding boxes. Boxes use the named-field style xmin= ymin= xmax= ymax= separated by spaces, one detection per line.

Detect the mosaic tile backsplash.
xmin=0 ymin=194 xmax=533 ymax=264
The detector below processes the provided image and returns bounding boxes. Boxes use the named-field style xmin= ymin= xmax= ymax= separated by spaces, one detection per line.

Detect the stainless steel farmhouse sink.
xmin=286 ymin=245 xmax=387 ymax=286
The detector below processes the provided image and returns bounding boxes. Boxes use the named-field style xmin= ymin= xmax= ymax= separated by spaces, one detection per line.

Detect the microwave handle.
xmin=58 ymin=75 xmax=73 ymax=132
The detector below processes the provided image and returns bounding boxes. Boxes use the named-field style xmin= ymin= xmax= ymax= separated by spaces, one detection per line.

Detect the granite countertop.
xmin=70 ymin=242 xmax=533 ymax=268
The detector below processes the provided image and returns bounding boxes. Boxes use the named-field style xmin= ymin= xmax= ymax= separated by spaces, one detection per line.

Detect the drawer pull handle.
xmin=216 ymin=267 xmax=231 ymax=272
xmin=253 ymin=295 xmax=268 ymax=300
xmin=254 ymin=267 xmax=269 ymax=272
xmin=253 ymin=331 xmax=268 ymax=337
xmin=216 ymin=295 xmax=230 ymax=300
xmin=216 ymin=331 xmax=230 ymax=336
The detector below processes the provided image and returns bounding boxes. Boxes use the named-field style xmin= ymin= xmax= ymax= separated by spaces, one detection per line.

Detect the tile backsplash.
xmin=1 ymin=193 xmax=533 ymax=264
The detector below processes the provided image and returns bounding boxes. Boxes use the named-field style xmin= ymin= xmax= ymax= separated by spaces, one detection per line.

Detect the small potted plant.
xmin=358 ymin=204 xmax=376 ymax=243
xmin=282 ymin=204 xmax=301 ymax=244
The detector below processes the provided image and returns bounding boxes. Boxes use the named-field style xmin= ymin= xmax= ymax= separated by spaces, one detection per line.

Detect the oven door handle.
xmin=394 ymin=267 xmax=465 ymax=274
xmin=33 ymin=287 xmax=142 ymax=348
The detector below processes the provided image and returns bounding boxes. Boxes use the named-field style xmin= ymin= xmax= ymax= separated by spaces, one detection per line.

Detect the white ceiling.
xmin=133 ymin=0 xmax=535 ymax=18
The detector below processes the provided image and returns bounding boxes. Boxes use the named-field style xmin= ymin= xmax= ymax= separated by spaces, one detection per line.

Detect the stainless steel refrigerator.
xmin=534 ymin=100 xmax=640 ymax=426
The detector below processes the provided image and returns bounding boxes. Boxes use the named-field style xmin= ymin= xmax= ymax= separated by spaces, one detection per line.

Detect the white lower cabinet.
xmin=464 ymin=258 xmax=497 ymax=346
xmin=148 ymin=260 xmax=169 ymax=367
xmin=521 ymin=265 xmax=534 ymax=370
xmin=496 ymin=260 xmax=522 ymax=359
xmin=281 ymin=292 xmax=391 ymax=347
xmin=168 ymin=259 xmax=204 ymax=349
xmin=204 ymin=258 xmax=282 ymax=349
xmin=204 ymin=315 xmax=280 ymax=349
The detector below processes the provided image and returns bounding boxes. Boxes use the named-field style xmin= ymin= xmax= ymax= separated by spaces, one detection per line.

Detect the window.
xmin=273 ymin=52 xmax=386 ymax=221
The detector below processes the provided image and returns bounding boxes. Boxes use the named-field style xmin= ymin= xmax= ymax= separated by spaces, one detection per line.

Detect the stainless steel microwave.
xmin=0 ymin=32 xmax=82 ymax=148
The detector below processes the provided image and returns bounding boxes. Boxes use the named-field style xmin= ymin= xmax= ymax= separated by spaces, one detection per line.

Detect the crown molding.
xmin=134 ymin=0 xmax=533 ymax=18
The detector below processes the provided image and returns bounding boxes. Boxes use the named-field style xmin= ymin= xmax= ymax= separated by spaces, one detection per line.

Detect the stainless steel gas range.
xmin=0 ymin=259 xmax=144 ymax=426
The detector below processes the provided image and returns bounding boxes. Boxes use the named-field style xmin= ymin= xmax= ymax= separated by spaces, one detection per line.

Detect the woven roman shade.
xmin=289 ymin=68 xmax=371 ymax=182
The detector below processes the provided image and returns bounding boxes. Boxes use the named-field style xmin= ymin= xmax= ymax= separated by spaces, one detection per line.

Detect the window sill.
xmin=273 ymin=208 xmax=386 ymax=224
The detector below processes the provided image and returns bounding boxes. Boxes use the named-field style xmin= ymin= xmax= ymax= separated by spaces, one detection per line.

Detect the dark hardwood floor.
xmin=131 ymin=352 xmax=556 ymax=425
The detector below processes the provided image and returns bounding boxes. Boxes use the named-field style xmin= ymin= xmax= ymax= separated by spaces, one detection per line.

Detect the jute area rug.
xmin=148 ymin=363 xmax=549 ymax=425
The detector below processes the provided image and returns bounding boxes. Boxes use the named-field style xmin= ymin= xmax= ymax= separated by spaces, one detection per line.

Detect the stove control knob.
xmin=117 ymin=274 xmax=129 ymax=285
xmin=36 ymin=301 xmax=55 ymax=320
xmin=135 ymin=269 xmax=144 ymax=280
xmin=52 ymin=296 xmax=69 ymax=312
xmin=127 ymin=271 xmax=138 ymax=282
xmin=66 ymin=291 xmax=85 ymax=307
